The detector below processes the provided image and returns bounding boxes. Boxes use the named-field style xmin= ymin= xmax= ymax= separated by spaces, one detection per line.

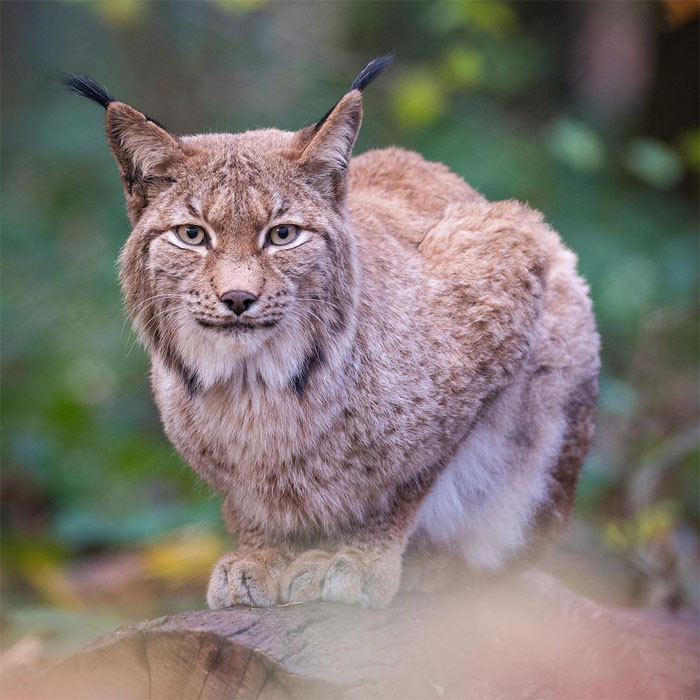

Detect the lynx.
xmin=65 ymin=57 xmax=599 ymax=609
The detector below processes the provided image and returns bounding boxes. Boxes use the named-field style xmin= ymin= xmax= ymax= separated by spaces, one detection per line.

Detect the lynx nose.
xmin=220 ymin=290 xmax=257 ymax=316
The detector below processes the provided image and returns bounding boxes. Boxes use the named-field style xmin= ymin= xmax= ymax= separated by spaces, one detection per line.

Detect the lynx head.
xmin=65 ymin=57 xmax=391 ymax=395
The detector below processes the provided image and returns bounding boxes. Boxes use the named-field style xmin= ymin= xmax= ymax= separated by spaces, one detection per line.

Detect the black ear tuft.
xmin=314 ymin=55 xmax=393 ymax=132
xmin=349 ymin=54 xmax=393 ymax=92
xmin=62 ymin=73 xmax=115 ymax=109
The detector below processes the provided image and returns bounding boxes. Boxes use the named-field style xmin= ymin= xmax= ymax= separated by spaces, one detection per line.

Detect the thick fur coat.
xmin=66 ymin=59 xmax=600 ymax=608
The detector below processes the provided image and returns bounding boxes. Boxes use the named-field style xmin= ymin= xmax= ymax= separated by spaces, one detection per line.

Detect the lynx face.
xmin=64 ymin=61 xmax=390 ymax=393
xmin=119 ymin=130 xmax=356 ymax=390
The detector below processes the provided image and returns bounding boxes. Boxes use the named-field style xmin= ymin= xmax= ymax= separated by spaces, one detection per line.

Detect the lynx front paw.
xmin=279 ymin=547 xmax=401 ymax=608
xmin=207 ymin=552 xmax=280 ymax=609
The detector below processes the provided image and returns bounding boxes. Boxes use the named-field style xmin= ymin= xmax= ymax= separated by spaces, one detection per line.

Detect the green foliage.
xmin=678 ymin=129 xmax=700 ymax=171
xmin=439 ymin=47 xmax=485 ymax=89
xmin=391 ymin=70 xmax=447 ymax=130
xmin=547 ymin=119 xmax=605 ymax=172
xmin=623 ymin=138 xmax=684 ymax=189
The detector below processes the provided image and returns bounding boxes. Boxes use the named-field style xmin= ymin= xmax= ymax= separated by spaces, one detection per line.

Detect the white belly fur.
xmin=412 ymin=371 xmax=567 ymax=570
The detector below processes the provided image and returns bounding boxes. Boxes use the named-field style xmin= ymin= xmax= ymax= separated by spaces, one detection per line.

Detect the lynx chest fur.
xmin=67 ymin=57 xmax=599 ymax=608
xmin=151 ymin=146 xmax=546 ymax=539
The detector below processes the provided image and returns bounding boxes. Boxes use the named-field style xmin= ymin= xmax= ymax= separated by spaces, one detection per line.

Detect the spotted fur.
xmin=69 ymin=59 xmax=600 ymax=608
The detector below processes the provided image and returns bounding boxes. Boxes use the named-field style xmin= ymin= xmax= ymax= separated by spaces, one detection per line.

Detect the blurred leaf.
xmin=635 ymin=501 xmax=679 ymax=545
xmin=143 ymin=528 xmax=225 ymax=581
xmin=213 ymin=0 xmax=268 ymax=14
xmin=477 ymin=34 xmax=551 ymax=97
xmin=431 ymin=0 xmax=517 ymax=37
xmin=20 ymin=562 xmax=84 ymax=611
xmin=547 ymin=118 xmax=605 ymax=172
xmin=391 ymin=70 xmax=447 ymax=130
xmin=604 ymin=502 xmax=681 ymax=554
xmin=623 ymin=138 xmax=684 ymax=189
xmin=604 ymin=522 xmax=629 ymax=550
xmin=462 ymin=0 xmax=517 ymax=37
xmin=89 ymin=0 xmax=147 ymax=27
xmin=440 ymin=46 xmax=484 ymax=88
xmin=677 ymin=129 xmax=700 ymax=171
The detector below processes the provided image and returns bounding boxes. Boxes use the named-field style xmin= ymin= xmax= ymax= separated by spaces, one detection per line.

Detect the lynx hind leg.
xmin=207 ymin=548 xmax=288 ymax=609
xmin=512 ymin=375 xmax=598 ymax=566
xmin=413 ymin=362 xmax=598 ymax=574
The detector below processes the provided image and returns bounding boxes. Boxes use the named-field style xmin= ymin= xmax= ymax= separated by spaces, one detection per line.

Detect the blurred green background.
xmin=1 ymin=0 xmax=698 ymax=677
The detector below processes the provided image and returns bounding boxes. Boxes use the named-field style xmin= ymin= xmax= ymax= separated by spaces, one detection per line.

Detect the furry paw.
xmin=279 ymin=547 xmax=401 ymax=608
xmin=207 ymin=552 xmax=280 ymax=608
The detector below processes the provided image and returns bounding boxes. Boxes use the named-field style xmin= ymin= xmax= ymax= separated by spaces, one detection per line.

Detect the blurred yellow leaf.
xmin=634 ymin=502 xmax=678 ymax=545
xmin=22 ymin=562 xmax=84 ymax=611
xmin=441 ymin=47 xmax=484 ymax=88
xmin=391 ymin=71 xmax=446 ymax=130
xmin=436 ymin=0 xmax=517 ymax=38
xmin=90 ymin=0 xmax=146 ymax=28
xmin=604 ymin=522 xmax=629 ymax=550
xmin=8 ymin=537 xmax=82 ymax=608
xmin=213 ymin=0 xmax=267 ymax=14
xmin=604 ymin=501 xmax=680 ymax=553
xmin=678 ymin=129 xmax=700 ymax=171
xmin=143 ymin=528 xmax=225 ymax=582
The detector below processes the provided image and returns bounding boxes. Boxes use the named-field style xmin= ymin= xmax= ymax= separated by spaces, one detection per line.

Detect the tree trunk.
xmin=16 ymin=573 xmax=699 ymax=699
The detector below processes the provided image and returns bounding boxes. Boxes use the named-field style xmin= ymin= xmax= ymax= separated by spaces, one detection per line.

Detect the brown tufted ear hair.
xmin=63 ymin=74 xmax=182 ymax=222
xmin=291 ymin=55 xmax=393 ymax=203
xmin=295 ymin=91 xmax=363 ymax=202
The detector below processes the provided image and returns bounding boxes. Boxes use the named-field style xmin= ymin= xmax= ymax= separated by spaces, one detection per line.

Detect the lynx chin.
xmin=65 ymin=56 xmax=599 ymax=609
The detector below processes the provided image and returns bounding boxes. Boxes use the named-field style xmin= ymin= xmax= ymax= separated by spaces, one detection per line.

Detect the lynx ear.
xmin=64 ymin=74 xmax=182 ymax=221
xmin=105 ymin=102 xmax=182 ymax=186
xmin=294 ymin=55 xmax=393 ymax=202
xmin=296 ymin=91 xmax=363 ymax=200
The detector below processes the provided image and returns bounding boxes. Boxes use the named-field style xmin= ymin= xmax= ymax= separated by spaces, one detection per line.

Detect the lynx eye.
xmin=267 ymin=224 xmax=300 ymax=246
xmin=175 ymin=224 xmax=206 ymax=246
